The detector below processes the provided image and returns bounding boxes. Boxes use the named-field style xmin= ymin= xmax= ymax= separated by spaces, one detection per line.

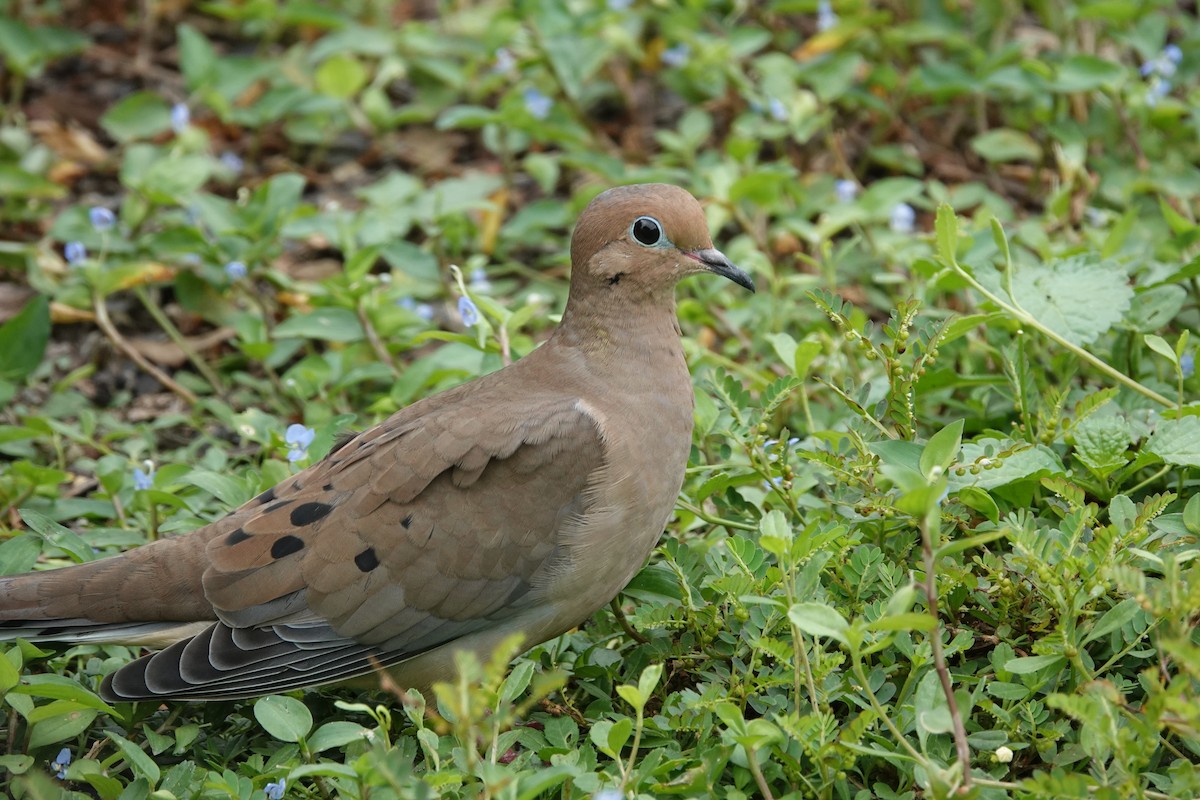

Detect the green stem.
xmin=133 ymin=286 xmax=226 ymax=398
xmin=945 ymin=261 xmax=1173 ymax=408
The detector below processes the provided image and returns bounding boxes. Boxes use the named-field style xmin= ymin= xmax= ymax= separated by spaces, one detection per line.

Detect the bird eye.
xmin=631 ymin=216 xmax=664 ymax=247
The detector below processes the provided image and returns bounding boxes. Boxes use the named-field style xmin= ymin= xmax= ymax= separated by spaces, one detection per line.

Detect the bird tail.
xmin=0 ymin=531 xmax=218 ymax=647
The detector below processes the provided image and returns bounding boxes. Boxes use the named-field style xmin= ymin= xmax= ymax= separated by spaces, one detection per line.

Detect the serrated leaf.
xmin=1146 ymin=417 xmax=1200 ymax=467
xmin=1073 ymin=412 xmax=1133 ymax=476
xmin=1008 ymin=256 xmax=1132 ymax=346
xmin=949 ymin=438 xmax=1065 ymax=490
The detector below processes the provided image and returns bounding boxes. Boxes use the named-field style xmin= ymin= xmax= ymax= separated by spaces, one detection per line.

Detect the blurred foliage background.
xmin=0 ymin=0 xmax=1199 ymax=798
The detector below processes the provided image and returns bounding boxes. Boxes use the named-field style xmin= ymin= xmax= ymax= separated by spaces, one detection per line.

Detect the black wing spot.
xmin=401 ymin=514 xmax=413 ymax=529
xmin=290 ymin=502 xmax=334 ymax=527
xmin=607 ymin=272 xmax=625 ymax=286
xmin=271 ymin=535 xmax=305 ymax=559
xmin=255 ymin=487 xmax=276 ymax=505
xmin=226 ymin=528 xmax=250 ymax=545
xmin=264 ymin=499 xmax=294 ymax=514
xmin=322 ymin=483 xmax=334 ymax=492
xmin=354 ymin=547 xmax=379 ymax=572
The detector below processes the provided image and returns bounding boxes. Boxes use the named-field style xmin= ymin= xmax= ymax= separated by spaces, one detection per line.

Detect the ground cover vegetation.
xmin=0 ymin=0 xmax=1198 ymax=798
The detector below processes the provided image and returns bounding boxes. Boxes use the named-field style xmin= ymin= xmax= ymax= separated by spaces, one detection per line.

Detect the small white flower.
xmin=890 ymin=202 xmax=915 ymax=233
xmin=170 ymin=102 xmax=190 ymax=133
xmin=995 ymin=745 xmax=1013 ymax=763
xmin=835 ymin=179 xmax=858 ymax=202
xmin=817 ymin=0 xmax=838 ymax=31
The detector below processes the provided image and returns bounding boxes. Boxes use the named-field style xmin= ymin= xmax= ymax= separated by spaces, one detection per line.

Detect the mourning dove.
xmin=0 ymin=183 xmax=754 ymax=702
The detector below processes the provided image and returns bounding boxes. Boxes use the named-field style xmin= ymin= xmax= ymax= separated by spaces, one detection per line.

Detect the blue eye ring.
xmin=630 ymin=216 xmax=665 ymax=247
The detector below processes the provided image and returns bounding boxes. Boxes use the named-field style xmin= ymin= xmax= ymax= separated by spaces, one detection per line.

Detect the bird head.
xmin=569 ymin=184 xmax=755 ymax=298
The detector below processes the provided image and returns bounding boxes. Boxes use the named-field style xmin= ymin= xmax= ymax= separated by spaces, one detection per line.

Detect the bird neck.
xmin=552 ymin=288 xmax=684 ymax=368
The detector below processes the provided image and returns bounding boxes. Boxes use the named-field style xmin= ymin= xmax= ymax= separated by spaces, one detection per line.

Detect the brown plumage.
xmin=0 ymin=183 xmax=754 ymax=702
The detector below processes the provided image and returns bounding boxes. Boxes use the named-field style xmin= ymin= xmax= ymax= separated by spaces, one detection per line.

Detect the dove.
xmin=0 ymin=183 xmax=754 ymax=702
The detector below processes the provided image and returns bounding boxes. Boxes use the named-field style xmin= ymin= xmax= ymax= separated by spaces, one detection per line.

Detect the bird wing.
xmin=104 ymin=385 xmax=606 ymax=700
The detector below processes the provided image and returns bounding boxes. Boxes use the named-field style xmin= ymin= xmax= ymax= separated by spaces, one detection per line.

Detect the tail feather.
xmin=0 ymin=530 xmax=219 ymax=643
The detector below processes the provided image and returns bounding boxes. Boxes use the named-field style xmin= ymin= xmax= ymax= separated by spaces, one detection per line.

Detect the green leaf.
xmin=308 ymin=721 xmax=371 ymax=753
xmin=1073 ymin=412 xmax=1133 ymax=476
xmin=935 ymin=529 xmax=1008 ymax=558
xmin=934 ymin=204 xmax=959 ymax=267
xmin=1004 ymin=655 xmax=1065 ymax=675
xmin=1006 ymin=255 xmax=1132 ymax=346
xmin=9 ymin=674 xmax=115 ymax=713
xmin=1144 ymin=334 xmax=1178 ymax=364
xmin=1147 ymin=417 xmax=1200 ymax=468
xmin=105 ymin=731 xmax=161 ymax=784
xmin=18 ymin=509 xmax=95 ymax=564
xmin=1082 ymin=598 xmax=1140 ymax=645
xmin=0 ymin=165 xmax=66 ymax=200
xmin=1052 ymin=55 xmax=1125 ymax=92
xmin=254 ymin=695 xmax=314 ymax=742
xmin=970 ymin=129 xmax=1041 ymax=163
xmin=758 ymin=508 xmax=792 ymax=558
xmin=955 ymin=486 xmax=1000 ymax=524
xmin=0 ymin=294 xmax=50 ymax=382
xmin=1184 ymin=494 xmax=1200 ymax=535
xmin=100 ymin=92 xmax=172 ymax=142
xmin=30 ymin=708 xmax=99 ymax=749
xmin=316 ymin=54 xmax=369 ymax=99
xmin=920 ymin=419 xmax=964 ymax=479
xmin=788 ymin=602 xmax=849 ymax=644
xmin=273 ymin=308 xmax=366 ymax=342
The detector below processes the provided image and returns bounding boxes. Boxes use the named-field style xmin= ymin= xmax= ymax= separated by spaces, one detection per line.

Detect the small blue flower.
xmin=458 ymin=296 xmax=480 ymax=327
xmin=661 ymin=44 xmax=690 ymax=68
xmin=607 ymin=0 xmax=632 ymax=9
xmin=170 ymin=102 xmax=190 ymax=133
xmin=220 ymin=151 xmax=245 ymax=175
xmin=1147 ymin=75 xmax=1171 ymax=105
xmin=817 ymin=0 xmax=838 ymax=31
xmin=397 ymin=297 xmax=435 ymax=320
xmin=51 ymin=747 xmax=72 ymax=779
xmin=89 ymin=206 xmax=116 ymax=231
xmin=468 ymin=267 xmax=491 ymax=292
xmin=65 ymin=241 xmax=87 ymax=264
xmin=492 ymin=47 xmax=516 ymax=74
xmin=835 ymin=179 xmax=858 ymax=203
xmin=767 ymin=97 xmax=788 ymax=121
xmin=225 ymin=261 xmax=247 ymax=280
xmin=1182 ymin=351 xmax=1195 ymax=379
xmin=285 ymin=424 xmax=315 ymax=463
xmin=592 ymin=790 xmax=623 ymax=800
xmin=133 ymin=466 xmax=154 ymax=491
xmin=522 ymin=87 xmax=552 ymax=120
xmin=1143 ymin=46 xmax=1183 ymax=80
xmin=890 ymin=202 xmax=916 ymax=233
xmin=264 ymin=778 xmax=286 ymax=800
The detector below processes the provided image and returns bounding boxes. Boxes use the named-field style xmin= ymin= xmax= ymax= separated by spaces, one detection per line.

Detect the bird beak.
xmin=686 ymin=248 xmax=755 ymax=293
